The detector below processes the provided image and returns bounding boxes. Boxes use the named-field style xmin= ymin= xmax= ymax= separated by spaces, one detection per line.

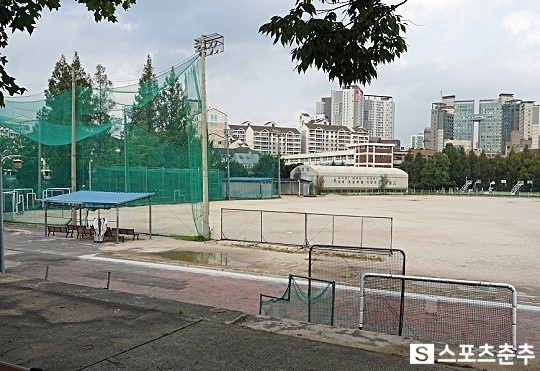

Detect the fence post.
xmin=105 ymin=271 xmax=111 ymax=290
xmin=390 ymin=217 xmax=394 ymax=250
xmin=331 ymin=215 xmax=335 ymax=246
xmin=260 ymin=210 xmax=263 ymax=243
xmin=398 ymin=276 xmax=405 ymax=336
xmin=220 ymin=208 xmax=223 ymax=239
xmin=360 ymin=217 xmax=364 ymax=247
xmin=304 ymin=213 xmax=309 ymax=247
xmin=307 ymin=276 xmax=312 ymax=323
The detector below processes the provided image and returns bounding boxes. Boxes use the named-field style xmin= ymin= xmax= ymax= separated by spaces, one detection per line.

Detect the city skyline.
xmin=5 ymin=1 xmax=540 ymax=144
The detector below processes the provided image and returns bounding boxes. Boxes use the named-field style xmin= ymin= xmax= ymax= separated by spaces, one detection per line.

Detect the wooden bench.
xmin=117 ymin=228 xmax=139 ymax=240
xmin=76 ymin=226 xmax=94 ymax=239
xmin=106 ymin=228 xmax=124 ymax=242
xmin=47 ymin=225 xmax=71 ymax=238
xmin=67 ymin=224 xmax=78 ymax=238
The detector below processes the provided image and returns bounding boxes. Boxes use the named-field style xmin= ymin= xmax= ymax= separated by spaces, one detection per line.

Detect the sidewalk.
xmin=1 ymin=224 xmax=538 ymax=370
xmin=1 ymin=275 xmax=465 ymax=371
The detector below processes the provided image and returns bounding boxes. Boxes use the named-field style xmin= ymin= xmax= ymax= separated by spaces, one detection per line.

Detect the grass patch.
xmin=171 ymin=235 xmax=211 ymax=242
xmin=226 ymin=242 xmax=306 ymax=254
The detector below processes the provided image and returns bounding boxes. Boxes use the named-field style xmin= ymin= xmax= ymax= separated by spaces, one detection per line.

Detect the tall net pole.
xmin=200 ymin=38 xmax=210 ymax=238
xmin=124 ymin=111 xmax=130 ymax=192
xmin=71 ymin=66 xmax=77 ymax=224
xmin=195 ymin=33 xmax=224 ymax=239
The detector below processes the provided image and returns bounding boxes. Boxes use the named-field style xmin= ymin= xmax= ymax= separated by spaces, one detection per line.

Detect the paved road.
xmin=1 ymin=224 xmax=538 ymax=370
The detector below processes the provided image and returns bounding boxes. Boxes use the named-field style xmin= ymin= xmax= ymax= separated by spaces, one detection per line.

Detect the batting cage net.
xmin=259 ymin=275 xmax=336 ymax=326
xmin=360 ymin=273 xmax=517 ymax=348
xmin=308 ymin=245 xmax=406 ymax=329
xmin=0 ymin=54 xmax=226 ymax=235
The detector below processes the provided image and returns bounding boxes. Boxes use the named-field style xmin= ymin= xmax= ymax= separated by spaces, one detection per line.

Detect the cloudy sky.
xmin=5 ymin=0 xmax=540 ymax=145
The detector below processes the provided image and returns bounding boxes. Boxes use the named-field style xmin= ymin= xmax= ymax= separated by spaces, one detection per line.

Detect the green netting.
xmin=0 ymin=54 xmax=215 ymax=235
xmin=0 ymin=55 xmax=201 ymax=145
xmin=260 ymin=275 xmax=336 ymax=326
xmin=93 ymin=167 xmax=224 ymax=202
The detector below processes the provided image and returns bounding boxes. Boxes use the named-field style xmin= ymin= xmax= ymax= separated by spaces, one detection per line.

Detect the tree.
xmin=466 ymin=149 xmax=479 ymax=183
xmin=156 ymin=67 xmax=189 ymax=148
xmin=38 ymin=52 xmax=95 ymax=188
xmin=92 ymin=64 xmax=114 ymax=126
xmin=0 ymin=0 xmax=136 ymax=106
xmin=314 ymin=175 xmax=324 ymax=195
xmin=125 ymin=56 xmax=165 ymax=168
xmin=420 ymin=152 xmax=450 ymax=190
xmin=259 ymin=0 xmax=408 ymax=87
xmin=283 ymin=162 xmax=303 ymax=179
xmin=477 ymin=151 xmax=491 ymax=187
xmin=251 ymin=154 xmax=278 ymax=178
xmin=442 ymin=143 xmax=464 ymax=188
xmin=379 ymin=173 xmax=389 ymax=191
xmin=408 ymin=152 xmax=426 ymax=188
xmin=38 ymin=53 xmax=93 ymax=125
xmin=132 ymin=55 xmax=159 ymax=133
xmin=228 ymin=160 xmax=249 ymax=177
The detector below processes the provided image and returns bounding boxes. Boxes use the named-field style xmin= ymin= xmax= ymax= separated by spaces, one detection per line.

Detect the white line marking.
xmin=79 ymin=254 xmax=540 ymax=312
xmin=80 ymin=254 xmax=290 ymax=284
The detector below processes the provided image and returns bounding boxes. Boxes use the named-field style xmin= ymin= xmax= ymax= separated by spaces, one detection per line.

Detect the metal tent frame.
xmin=43 ymin=191 xmax=153 ymax=243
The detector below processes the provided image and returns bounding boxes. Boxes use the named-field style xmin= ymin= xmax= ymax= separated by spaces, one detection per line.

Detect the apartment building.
xmin=315 ymin=88 xmax=395 ymax=141
xmin=205 ymin=108 xmax=228 ymax=148
xmin=363 ymin=95 xmax=395 ymax=140
xmin=411 ymin=133 xmax=424 ymax=149
xmin=299 ymin=121 xmax=369 ymax=154
xmin=227 ymin=121 xmax=301 ymax=155
xmin=453 ymin=100 xmax=474 ymax=142
xmin=477 ymin=94 xmax=514 ymax=154
xmin=330 ymin=85 xmax=363 ymax=128
xmin=315 ymin=97 xmax=332 ymax=122
xmin=430 ymin=98 xmax=455 ymax=152
xmin=519 ymin=101 xmax=539 ymax=150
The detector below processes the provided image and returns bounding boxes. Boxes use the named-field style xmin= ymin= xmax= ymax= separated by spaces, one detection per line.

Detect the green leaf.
xmin=260 ymin=0 xmax=408 ymax=86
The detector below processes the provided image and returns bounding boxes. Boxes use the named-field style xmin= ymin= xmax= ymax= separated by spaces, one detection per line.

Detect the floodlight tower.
xmin=194 ymin=33 xmax=224 ymax=239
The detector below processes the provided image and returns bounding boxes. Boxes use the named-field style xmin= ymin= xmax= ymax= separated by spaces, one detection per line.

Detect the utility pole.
xmin=194 ymin=33 xmax=224 ymax=239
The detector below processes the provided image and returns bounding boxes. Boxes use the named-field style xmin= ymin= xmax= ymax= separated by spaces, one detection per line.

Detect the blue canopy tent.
xmin=43 ymin=191 xmax=153 ymax=243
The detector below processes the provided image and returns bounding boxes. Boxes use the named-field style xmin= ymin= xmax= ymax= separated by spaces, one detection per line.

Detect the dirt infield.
xmin=81 ymin=194 xmax=540 ymax=306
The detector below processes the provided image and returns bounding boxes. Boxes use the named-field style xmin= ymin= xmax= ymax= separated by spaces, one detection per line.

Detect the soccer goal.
xmin=360 ymin=273 xmax=517 ymax=348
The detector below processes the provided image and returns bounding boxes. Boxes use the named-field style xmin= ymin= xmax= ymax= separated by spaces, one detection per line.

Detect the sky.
xmin=5 ymin=0 xmax=540 ymax=146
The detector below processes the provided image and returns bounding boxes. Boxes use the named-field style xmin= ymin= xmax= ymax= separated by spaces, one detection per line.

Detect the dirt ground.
xmin=88 ymin=194 xmax=540 ymax=306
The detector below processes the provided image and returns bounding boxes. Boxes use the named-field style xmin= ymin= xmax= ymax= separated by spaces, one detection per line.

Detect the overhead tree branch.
xmin=260 ymin=0 xmax=409 ymax=87
xmin=0 ymin=0 xmax=136 ymax=107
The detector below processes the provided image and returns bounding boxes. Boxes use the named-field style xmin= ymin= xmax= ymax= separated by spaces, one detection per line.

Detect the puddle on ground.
xmin=154 ymin=250 xmax=249 ymax=268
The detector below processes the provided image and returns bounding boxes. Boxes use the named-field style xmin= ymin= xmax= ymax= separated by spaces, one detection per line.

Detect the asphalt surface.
xmin=0 ymin=224 xmax=537 ymax=371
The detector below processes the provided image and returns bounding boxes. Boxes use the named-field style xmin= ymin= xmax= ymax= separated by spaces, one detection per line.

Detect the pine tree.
xmin=132 ymin=55 xmax=159 ymax=133
xmin=92 ymin=64 xmax=114 ymax=126
xmin=37 ymin=52 xmax=94 ymax=188
xmin=156 ymin=68 xmax=189 ymax=146
xmin=127 ymin=56 xmax=165 ymax=168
